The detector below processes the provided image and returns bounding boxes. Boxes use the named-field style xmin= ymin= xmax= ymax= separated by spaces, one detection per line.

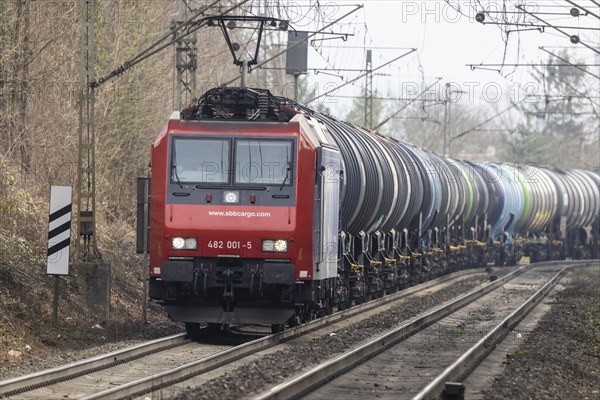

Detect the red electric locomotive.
xmin=141 ymin=86 xmax=600 ymax=335
xmin=145 ymin=88 xmax=341 ymax=333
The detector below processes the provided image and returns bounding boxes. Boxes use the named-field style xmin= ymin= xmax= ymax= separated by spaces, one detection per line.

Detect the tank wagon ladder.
xmin=338 ymin=232 xmax=366 ymax=307
xmin=388 ymin=229 xmax=411 ymax=289
xmin=338 ymin=231 xmax=395 ymax=306
xmin=400 ymin=214 xmax=439 ymax=287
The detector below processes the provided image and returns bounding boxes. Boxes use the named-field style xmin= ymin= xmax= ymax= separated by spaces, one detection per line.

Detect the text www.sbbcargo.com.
xmin=207 ymin=210 xmax=271 ymax=218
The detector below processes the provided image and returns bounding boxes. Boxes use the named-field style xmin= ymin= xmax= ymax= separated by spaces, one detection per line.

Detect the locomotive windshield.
xmin=172 ymin=138 xmax=230 ymax=183
xmin=235 ymin=139 xmax=293 ymax=185
xmin=171 ymin=137 xmax=294 ymax=186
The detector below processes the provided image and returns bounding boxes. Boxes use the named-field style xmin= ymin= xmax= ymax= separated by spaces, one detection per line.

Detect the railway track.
xmin=253 ymin=260 xmax=589 ymax=400
xmin=0 ymin=334 xmax=232 ymax=400
xmin=0 ymin=268 xmax=491 ymax=400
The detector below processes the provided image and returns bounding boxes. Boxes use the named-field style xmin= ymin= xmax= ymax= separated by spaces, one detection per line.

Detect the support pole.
xmin=174 ymin=0 xmax=198 ymax=110
xmin=76 ymin=0 xmax=98 ymax=262
xmin=75 ymin=0 xmax=110 ymax=318
xmin=52 ymin=276 xmax=60 ymax=322
xmin=443 ymin=84 xmax=465 ymax=158
xmin=364 ymin=49 xmax=373 ymax=129
xmin=447 ymin=95 xmax=452 ymax=157
xmin=293 ymin=74 xmax=299 ymax=101
xmin=241 ymin=60 xmax=248 ymax=88
xmin=443 ymin=83 xmax=449 ymax=157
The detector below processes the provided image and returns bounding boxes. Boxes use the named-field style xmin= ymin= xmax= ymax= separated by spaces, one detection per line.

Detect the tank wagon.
xmin=139 ymin=87 xmax=599 ymax=334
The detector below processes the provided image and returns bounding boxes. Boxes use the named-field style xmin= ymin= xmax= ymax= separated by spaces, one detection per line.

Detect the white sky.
xmin=283 ymin=0 xmax=600 ymax=117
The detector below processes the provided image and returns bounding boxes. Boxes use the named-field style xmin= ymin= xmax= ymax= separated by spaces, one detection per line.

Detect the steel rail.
xmin=74 ymin=268 xmax=488 ymax=400
xmin=251 ymin=263 xmax=569 ymax=400
xmin=0 ymin=333 xmax=188 ymax=397
xmin=81 ymin=269 xmax=492 ymax=400
xmin=413 ymin=265 xmax=575 ymax=400
xmin=0 ymin=268 xmax=484 ymax=399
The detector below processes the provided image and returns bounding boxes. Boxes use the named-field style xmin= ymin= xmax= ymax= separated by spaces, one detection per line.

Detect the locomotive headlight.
xmin=171 ymin=237 xmax=197 ymax=250
xmin=262 ymin=239 xmax=288 ymax=252
xmin=184 ymin=238 xmax=198 ymax=249
xmin=223 ymin=191 xmax=239 ymax=204
xmin=172 ymin=237 xmax=185 ymax=250
xmin=274 ymin=239 xmax=288 ymax=252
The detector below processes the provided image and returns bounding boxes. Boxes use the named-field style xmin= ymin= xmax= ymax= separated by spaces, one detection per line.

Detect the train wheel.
xmin=185 ymin=322 xmax=201 ymax=338
xmin=478 ymin=254 xmax=486 ymax=268
xmin=271 ymin=324 xmax=285 ymax=334
xmin=187 ymin=322 xmax=221 ymax=339
xmin=494 ymin=253 xmax=504 ymax=266
xmin=324 ymin=299 xmax=334 ymax=316
xmin=357 ymin=294 xmax=368 ymax=305
xmin=344 ymin=297 xmax=352 ymax=309
xmin=337 ymin=296 xmax=351 ymax=311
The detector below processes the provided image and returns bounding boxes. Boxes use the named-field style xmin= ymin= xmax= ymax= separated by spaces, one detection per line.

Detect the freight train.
xmin=138 ymin=86 xmax=600 ymax=334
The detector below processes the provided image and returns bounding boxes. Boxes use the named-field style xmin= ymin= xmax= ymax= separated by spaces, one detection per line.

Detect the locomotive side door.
xmin=312 ymin=146 xmax=341 ymax=280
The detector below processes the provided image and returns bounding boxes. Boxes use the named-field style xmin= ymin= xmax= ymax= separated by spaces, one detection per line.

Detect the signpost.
xmin=47 ymin=185 xmax=72 ymax=321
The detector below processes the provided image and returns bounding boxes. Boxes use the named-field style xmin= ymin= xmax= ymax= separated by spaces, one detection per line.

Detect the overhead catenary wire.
xmin=461 ymin=1 xmax=600 ymax=76
xmin=304 ymin=49 xmax=416 ymax=104
xmin=480 ymin=21 xmax=600 ymax=30
xmin=468 ymin=63 xmax=600 ymax=67
xmin=451 ymin=99 xmax=530 ymax=143
xmin=373 ymin=78 xmax=442 ymax=131
xmin=564 ymin=0 xmax=600 ymax=20
xmin=221 ymin=4 xmax=365 ymax=86
xmin=91 ymin=0 xmax=251 ymax=88
xmin=516 ymin=5 xmax=600 ymax=56
xmin=546 ymin=70 xmax=600 ymax=118
xmin=539 ymin=46 xmax=600 ymax=80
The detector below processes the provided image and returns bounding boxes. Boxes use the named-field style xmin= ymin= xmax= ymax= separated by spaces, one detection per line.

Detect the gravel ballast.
xmin=0 ymin=320 xmax=183 ymax=380
xmin=1 ymin=271 xmax=494 ymax=383
xmin=171 ymin=274 xmax=498 ymax=400
xmin=483 ymin=265 xmax=600 ymax=400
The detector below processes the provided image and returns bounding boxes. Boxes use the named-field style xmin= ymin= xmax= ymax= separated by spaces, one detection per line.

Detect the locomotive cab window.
xmin=234 ymin=139 xmax=294 ymax=186
xmin=171 ymin=138 xmax=230 ymax=184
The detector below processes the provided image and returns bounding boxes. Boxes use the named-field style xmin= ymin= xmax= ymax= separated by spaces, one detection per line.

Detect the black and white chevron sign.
xmin=47 ymin=186 xmax=72 ymax=275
